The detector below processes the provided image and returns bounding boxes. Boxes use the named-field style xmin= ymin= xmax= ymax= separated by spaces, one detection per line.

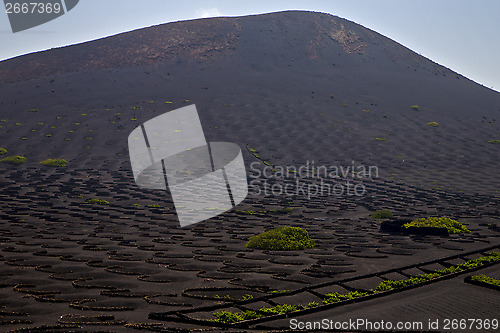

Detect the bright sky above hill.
xmin=1 ymin=0 xmax=499 ymax=92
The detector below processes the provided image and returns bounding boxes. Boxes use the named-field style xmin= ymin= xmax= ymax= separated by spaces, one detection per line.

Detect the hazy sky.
xmin=1 ymin=0 xmax=499 ymax=91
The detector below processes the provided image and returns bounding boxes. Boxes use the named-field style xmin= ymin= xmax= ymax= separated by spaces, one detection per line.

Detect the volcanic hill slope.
xmin=0 ymin=10 xmax=500 ymax=192
xmin=0 ymin=10 xmax=499 ymax=332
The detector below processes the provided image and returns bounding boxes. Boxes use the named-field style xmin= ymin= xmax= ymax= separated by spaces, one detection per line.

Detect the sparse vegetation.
xmin=0 ymin=155 xmax=26 ymax=165
xmin=235 ymin=208 xmax=292 ymax=216
xmin=247 ymin=147 xmax=273 ymax=166
xmin=377 ymin=252 xmax=500 ymax=291
xmin=40 ymin=158 xmax=68 ymax=167
xmin=213 ymin=304 xmax=305 ymax=323
xmin=85 ymin=198 xmax=109 ymax=205
xmin=323 ymin=290 xmax=370 ymax=304
xmin=269 ymin=290 xmax=289 ymax=294
xmin=236 ymin=209 xmax=258 ymax=215
xmin=410 ymin=105 xmax=421 ymax=111
xmin=213 ymin=293 xmax=254 ymax=301
xmin=371 ymin=209 xmax=393 ymax=219
xmin=488 ymin=140 xmax=500 ymax=144
xmin=0 ymin=148 xmax=6 ymax=155
xmin=248 ymin=147 xmax=260 ymax=159
xmin=209 ymin=252 xmax=500 ymax=323
xmin=466 ymin=274 xmax=500 ymax=289
xmin=426 ymin=122 xmax=439 ymax=127
xmin=403 ymin=217 xmax=470 ymax=234
xmin=374 ymin=137 xmax=387 ymax=141
xmin=212 ymin=310 xmax=259 ymax=323
xmin=245 ymin=227 xmax=315 ymax=251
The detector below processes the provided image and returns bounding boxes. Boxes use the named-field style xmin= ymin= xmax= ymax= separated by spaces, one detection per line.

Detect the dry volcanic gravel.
xmin=0 ymin=10 xmax=499 ymax=333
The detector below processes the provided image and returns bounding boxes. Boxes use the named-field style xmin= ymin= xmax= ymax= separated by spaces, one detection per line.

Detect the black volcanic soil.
xmin=0 ymin=10 xmax=499 ymax=332
xmin=1 ymin=11 xmax=500 ymax=194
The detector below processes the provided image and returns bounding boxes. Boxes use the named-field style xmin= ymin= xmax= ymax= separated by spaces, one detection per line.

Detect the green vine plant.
xmin=40 ymin=158 xmax=68 ymax=167
xmin=0 ymin=155 xmax=26 ymax=165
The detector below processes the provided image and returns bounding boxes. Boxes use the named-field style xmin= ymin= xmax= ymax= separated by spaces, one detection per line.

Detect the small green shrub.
xmin=323 ymin=291 xmax=370 ymax=304
xmin=248 ymin=147 xmax=258 ymax=155
xmin=85 ymin=198 xmax=109 ymax=205
xmin=468 ymin=274 xmax=500 ymax=288
xmin=213 ymin=294 xmax=232 ymax=300
xmin=269 ymin=290 xmax=289 ymax=294
xmin=376 ymin=274 xmax=439 ymax=291
xmin=410 ymin=105 xmax=420 ymax=111
xmin=245 ymin=227 xmax=315 ymax=251
xmin=0 ymin=148 xmax=6 ymax=155
xmin=426 ymin=122 xmax=439 ymax=127
xmin=371 ymin=209 xmax=393 ymax=219
xmin=247 ymin=147 xmax=273 ymax=165
xmin=488 ymin=140 xmax=500 ymax=144
xmin=259 ymin=304 xmax=304 ymax=315
xmin=40 ymin=158 xmax=68 ymax=167
xmin=374 ymin=137 xmax=387 ymax=141
xmin=0 ymin=155 xmax=26 ymax=165
xmin=212 ymin=310 xmax=261 ymax=323
xmin=403 ymin=217 xmax=470 ymax=234
xmin=213 ymin=304 xmax=305 ymax=323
